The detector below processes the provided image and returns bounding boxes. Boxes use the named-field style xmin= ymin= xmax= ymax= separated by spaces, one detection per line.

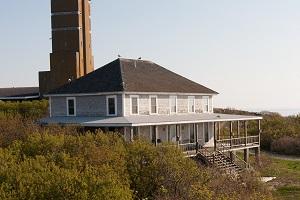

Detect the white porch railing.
xmin=216 ymin=135 xmax=259 ymax=151
xmin=179 ymin=142 xmax=197 ymax=152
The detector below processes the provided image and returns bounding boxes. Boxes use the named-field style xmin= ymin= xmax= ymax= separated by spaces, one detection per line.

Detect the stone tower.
xmin=39 ymin=0 xmax=94 ymax=95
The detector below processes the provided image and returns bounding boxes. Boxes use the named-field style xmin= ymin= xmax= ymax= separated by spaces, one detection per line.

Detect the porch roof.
xmin=40 ymin=113 xmax=262 ymax=127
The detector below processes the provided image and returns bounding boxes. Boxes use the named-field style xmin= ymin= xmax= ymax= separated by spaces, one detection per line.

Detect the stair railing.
xmin=218 ymin=143 xmax=252 ymax=171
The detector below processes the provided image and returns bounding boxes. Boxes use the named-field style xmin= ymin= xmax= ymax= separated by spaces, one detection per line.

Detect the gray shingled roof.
xmin=40 ymin=113 xmax=262 ymax=127
xmin=48 ymin=58 xmax=218 ymax=95
xmin=0 ymin=87 xmax=40 ymax=100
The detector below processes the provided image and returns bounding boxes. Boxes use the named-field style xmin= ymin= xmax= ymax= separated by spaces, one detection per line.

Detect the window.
xmin=66 ymin=97 xmax=76 ymax=116
xmin=170 ymin=96 xmax=177 ymax=114
xmin=188 ymin=96 xmax=195 ymax=113
xmin=131 ymin=96 xmax=139 ymax=115
xmin=203 ymin=96 xmax=209 ymax=113
xmin=106 ymin=96 xmax=117 ymax=116
xmin=150 ymin=96 xmax=158 ymax=114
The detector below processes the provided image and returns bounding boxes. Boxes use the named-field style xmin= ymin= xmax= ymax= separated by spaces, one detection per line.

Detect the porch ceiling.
xmin=40 ymin=113 xmax=262 ymax=127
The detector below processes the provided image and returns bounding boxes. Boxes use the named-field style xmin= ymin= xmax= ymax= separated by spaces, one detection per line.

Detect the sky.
xmin=0 ymin=0 xmax=300 ymax=111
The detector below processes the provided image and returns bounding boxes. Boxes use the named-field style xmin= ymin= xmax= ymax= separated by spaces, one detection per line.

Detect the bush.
xmin=0 ymin=100 xmax=48 ymax=119
xmin=271 ymin=136 xmax=300 ymax=155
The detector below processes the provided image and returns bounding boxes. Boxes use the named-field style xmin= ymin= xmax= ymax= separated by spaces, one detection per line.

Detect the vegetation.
xmin=252 ymin=153 xmax=300 ymax=200
xmin=0 ymin=101 xmax=274 ymax=199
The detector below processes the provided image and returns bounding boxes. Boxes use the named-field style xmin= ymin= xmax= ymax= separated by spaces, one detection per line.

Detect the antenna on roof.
xmin=118 ymin=54 xmax=122 ymax=58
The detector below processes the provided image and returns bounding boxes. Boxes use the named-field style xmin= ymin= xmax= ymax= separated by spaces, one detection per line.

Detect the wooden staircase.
xmin=196 ymin=149 xmax=246 ymax=176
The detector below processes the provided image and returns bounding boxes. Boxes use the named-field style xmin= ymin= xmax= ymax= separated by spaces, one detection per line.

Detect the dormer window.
xmin=131 ymin=96 xmax=139 ymax=115
xmin=67 ymin=97 xmax=76 ymax=116
xmin=106 ymin=95 xmax=117 ymax=116
xmin=170 ymin=96 xmax=177 ymax=114
xmin=188 ymin=96 xmax=195 ymax=113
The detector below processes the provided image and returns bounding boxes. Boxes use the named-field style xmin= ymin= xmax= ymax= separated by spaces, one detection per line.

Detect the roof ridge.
xmin=118 ymin=58 xmax=125 ymax=91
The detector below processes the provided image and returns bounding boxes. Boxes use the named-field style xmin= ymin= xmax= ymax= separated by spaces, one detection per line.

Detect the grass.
xmin=236 ymin=150 xmax=300 ymax=199
xmin=255 ymin=153 xmax=300 ymax=200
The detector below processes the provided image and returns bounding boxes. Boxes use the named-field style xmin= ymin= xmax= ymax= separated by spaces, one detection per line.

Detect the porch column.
xmin=229 ymin=122 xmax=233 ymax=149
xmin=237 ymin=121 xmax=240 ymax=138
xmin=258 ymin=119 xmax=261 ymax=146
xmin=244 ymin=148 xmax=249 ymax=166
xmin=218 ymin=122 xmax=221 ymax=140
xmin=130 ymin=127 xmax=134 ymax=142
xmin=176 ymin=125 xmax=180 ymax=148
xmin=195 ymin=124 xmax=199 ymax=153
xmin=244 ymin=121 xmax=248 ymax=146
xmin=229 ymin=122 xmax=235 ymax=161
xmin=255 ymin=147 xmax=261 ymax=166
xmin=256 ymin=120 xmax=262 ymax=166
xmin=214 ymin=122 xmax=217 ymax=151
xmin=166 ymin=125 xmax=169 ymax=142
xmin=155 ymin=126 xmax=158 ymax=146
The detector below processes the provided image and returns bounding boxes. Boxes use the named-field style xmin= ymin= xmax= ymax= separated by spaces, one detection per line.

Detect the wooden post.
xmin=155 ymin=126 xmax=158 ymax=146
xmin=255 ymin=147 xmax=261 ymax=166
xmin=237 ymin=121 xmax=240 ymax=138
xmin=258 ymin=120 xmax=261 ymax=146
xmin=195 ymin=124 xmax=199 ymax=153
xmin=166 ymin=125 xmax=169 ymax=142
xmin=176 ymin=125 xmax=180 ymax=148
xmin=244 ymin=148 xmax=249 ymax=167
xmin=244 ymin=121 xmax=248 ymax=146
xmin=214 ymin=122 xmax=217 ymax=151
xmin=218 ymin=122 xmax=221 ymax=140
xmin=130 ymin=127 xmax=134 ymax=142
xmin=230 ymin=121 xmax=233 ymax=149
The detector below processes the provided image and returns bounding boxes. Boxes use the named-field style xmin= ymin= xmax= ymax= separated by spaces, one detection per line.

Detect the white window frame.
xmin=130 ymin=95 xmax=139 ymax=115
xmin=106 ymin=95 xmax=118 ymax=116
xmin=149 ymin=95 xmax=158 ymax=115
xmin=169 ymin=96 xmax=177 ymax=114
xmin=202 ymin=96 xmax=210 ymax=113
xmin=66 ymin=97 xmax=76 ymax=116
xmin=188 ymin=96 xmax=195 ymax=113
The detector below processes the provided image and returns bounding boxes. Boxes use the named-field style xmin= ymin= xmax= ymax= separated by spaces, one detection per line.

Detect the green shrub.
xmin=0 ymin=100 xmax=48 ymax=119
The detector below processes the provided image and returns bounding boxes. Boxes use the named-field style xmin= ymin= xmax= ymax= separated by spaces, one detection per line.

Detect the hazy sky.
xmin=0 ymin=0 xmax=300 ymax=110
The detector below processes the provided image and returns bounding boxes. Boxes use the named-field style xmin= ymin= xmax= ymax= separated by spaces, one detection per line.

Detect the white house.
xmin=41 ymin=58 xmax=262 ymax=173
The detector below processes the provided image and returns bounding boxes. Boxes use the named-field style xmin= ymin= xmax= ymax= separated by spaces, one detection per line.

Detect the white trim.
xmin=202 ymin=96 xmax=210 ymax=113
xmin=122 ymin=93 xmax=126 ymax=116
xmin=188 ymin=96 xmax=195 ymax=113
xmin=106 ymin=95 xmax=118 ymax=116
xmin=169 ymin=96 xmax=177 ymax=114
xmin=149 ymin=95 xmax=158 ymax=115
xmin=66 ymin=97 xmax=76 ymax=116
xmin=130 ymin=95 xmax=139 ymax=115
xmin=45 ymin=92 xmax=217 ymax=98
